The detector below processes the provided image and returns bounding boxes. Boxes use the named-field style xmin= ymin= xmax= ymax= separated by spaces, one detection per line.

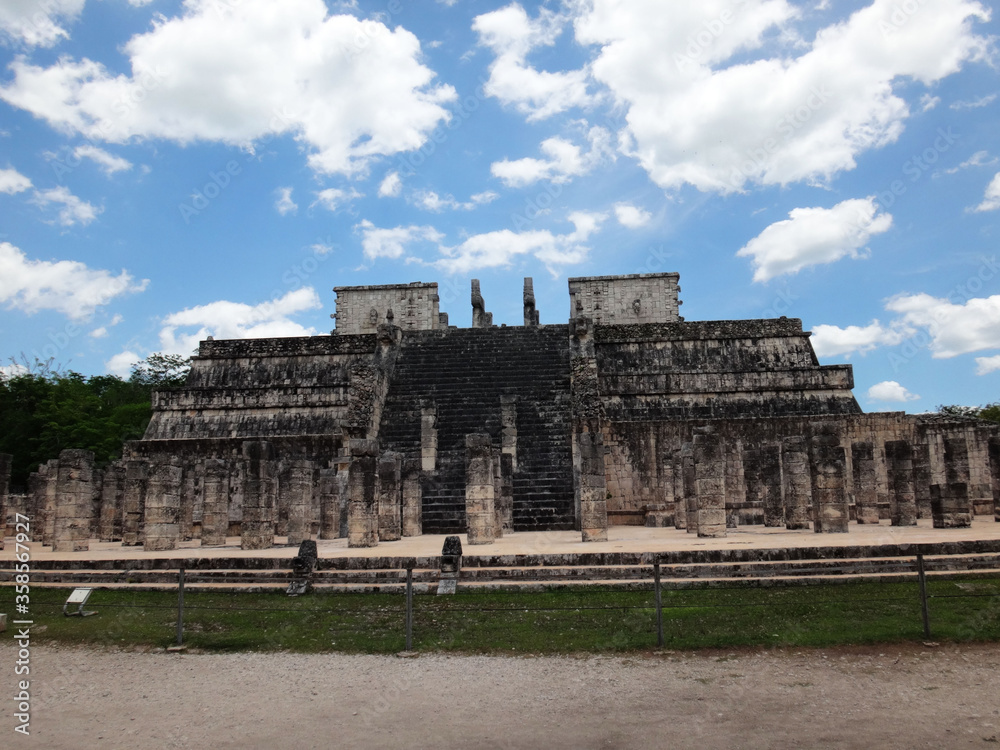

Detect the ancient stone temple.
xmin=25 ymin=273 xmax=1000 ymax=548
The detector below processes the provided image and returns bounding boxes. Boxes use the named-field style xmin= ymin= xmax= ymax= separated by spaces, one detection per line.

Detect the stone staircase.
xmin=378 ymin=326 xmax=575 ymax=534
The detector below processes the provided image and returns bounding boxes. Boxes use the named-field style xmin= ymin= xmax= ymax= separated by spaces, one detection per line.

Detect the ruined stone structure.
xmin=21 ymin=272 xmax=1000 ymax=549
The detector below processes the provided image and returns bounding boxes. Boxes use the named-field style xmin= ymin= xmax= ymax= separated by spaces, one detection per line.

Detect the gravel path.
xmin=3 ymin=642 xmax=1000 ymax=749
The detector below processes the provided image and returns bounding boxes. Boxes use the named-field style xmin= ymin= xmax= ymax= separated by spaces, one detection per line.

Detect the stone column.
xmin=491 ymin=448 xmax=504 ymax=539
xmin=809 ymin=426 xmax=849 ymax=533
xmin=759 ymin=445 xmax=783 ymax=527
xmin=671 ymin=450 xmax=686 ymax=530
xmin=347 ymin=439 xmax=379 ymax=548
xmin=282 ymin=459 xmax=314 ymax=546
xmin=944 ymin=436 xmax=971 ymax=487
xmin=781 ymin=436 xmax=812 ymax=530
xmin=741 ymin=447 xmax=761 ymax=522
xmin=402 ymin=459 xmax=423 ymax=537
xmin=851 ymin=441 xmax=879 ymax=524
xmin=421 ymin=405 xmax=438 ymax=472
xmin=241 ymin=441 xmax=278 ymax=550
xmin=465 ymin=434 xmax=496 ymax=545
xmin=179 ymin=463 xmax=197 ymax=541
xmin=931 ymin=483 xmax=972 ymax=528
xmin=121 ymin=459 xmax=148 ymax=546
xmin=682 ymin=442 xmax=697 ymax=533
xmin=318 ymin=467 xmax=342 ymax=540
xmin=377 ymin=452 xmax=402 ymax=542
xmin=692 ymin=428 xmax=726 ymax=538
xmin=523 ymin=277 xmax=539 ymax=327
xmin=990 ymin=436 xmax=1000 ymax=523
xmin=98 ymin=461 xmax=126 ymax=542
xmin=501 ymin=396 xmax=518 ymax=471
xmin=144 ymin=455 xmax=183 ymax=551
xmin=40 ymin=459 xmax=59 ymax=546
xmin=201 ymin=459 xmax=230 ymax=547
xmin=52 ymin=449 xmax=96 ymax=552
xmin=499 ymin=453 xmax=514 ymax=534
xmin=0 ymin=453 xmax=10 ymax=550
xmin=471 ymin=279 xmax=491 ymax=328
xmin=576 ymin=427 xmax=609 ymax=542
xmin=913 ymin=442 xmax=933 ymax=519
xmin=885 ymin=440 xmax=918 ymax=526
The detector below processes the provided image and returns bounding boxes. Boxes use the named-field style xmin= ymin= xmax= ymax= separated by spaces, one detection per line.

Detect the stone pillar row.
xmin=0 ymin=453 xmax=12 ymax=550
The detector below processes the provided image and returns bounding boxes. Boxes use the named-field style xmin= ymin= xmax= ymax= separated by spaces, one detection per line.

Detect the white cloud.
xmin=105 ymin=350 xmax=142 ymax=378
xmin=919 ymin=94 xmax=940 ymax=111
xmin=471 ymin=190 xmax=498 ymax=205
xmin=474 ymin=3 xmax=594 ymax=121
xmin=158 ymin=287 xmax=323 ymax=356
xmin=0 ymin=362 xmax=29 ymax=380
xmin=950 ymin=93 xmax=997 ymax=110
xmin=737 ymin=197 xmax=892 ymax=282
xmin=811 ymin=320 xmax=909 ymax=358
xmin=74 ymin=144 xmax=131 ymax=175
xmin=312 ymin=187 xmax=362 ymax=212
xmin=30 ymin=185 xmax=102 ymax=226
xmin=435 ymin=211 xmax=606 ymax=276
xmin=378 ymin=171 xmax=402 ymax=198
xmin=867 ymin=380 xmax=920 ymax=403
xmin=89 ymin=326 xmax=108 ymax=339
xmin=885 ymin=292 xmax=1000 ymax=358
xmin=0 ymin=0 xmax=84 ymax=47
xmin=275 ymin=187 xmax=298 ymax=216
xmin=941 ymin=150 xmax=997 ymax=176
xmin=0 ymin=241 xmax=148 ymax=319
xmin=573 ymin=0 xmax=991 ymax=193
xmin=491 ymin=126 xmax=613 ymax=187
xmin=355 ymin=220 xmax=443 ymax=261
xmin=975 ymin=354 xmax=1000 ymax=375
xmin=972 ymin=172 xmax=1000 ymax=212
xmin=0 ymin=167 xmax=32 ymax=194
xmin=0 ymin=0 xmax=456 ymax=176
xmin=613 ymin=202 xmax=651 ymax=228
xmin=411 ymin=189 xmax=496 ymax=212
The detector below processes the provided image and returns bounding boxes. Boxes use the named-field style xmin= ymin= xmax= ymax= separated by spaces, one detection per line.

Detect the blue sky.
xmin=0 ymin=0 xmax=998 ymax=412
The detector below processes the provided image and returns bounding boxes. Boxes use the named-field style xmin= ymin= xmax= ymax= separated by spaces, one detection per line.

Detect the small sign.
xmin=63 ymin=588 xmax=97 ymax=617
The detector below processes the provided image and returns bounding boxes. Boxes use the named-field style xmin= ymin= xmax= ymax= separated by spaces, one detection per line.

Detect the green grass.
xmin=5 ymin=578 xmax=1000 ymax=654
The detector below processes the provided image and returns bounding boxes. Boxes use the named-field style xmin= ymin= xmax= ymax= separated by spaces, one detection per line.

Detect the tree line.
xmin=0 ymin=354 xmax=190 ymax=491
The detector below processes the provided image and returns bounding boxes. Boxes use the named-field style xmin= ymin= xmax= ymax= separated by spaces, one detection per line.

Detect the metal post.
xmin=405 ymin=567 xmax=414 ymax=651
xmin=654 ymin=562 xmax=664 ymax=648
xmin=916 ymin=554 xmax=931 ymax=638
xmin=176 ymin=567 xmax=186 ymax=646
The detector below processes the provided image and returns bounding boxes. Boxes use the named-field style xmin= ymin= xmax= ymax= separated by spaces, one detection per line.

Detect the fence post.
xmin=405 ymin=567 xmax=413 ymax=651
xmin=176 ymin=567 xmax=186 ymax=646
xmin=654 ymin=562 xmax=664 ymax=648
xmin=916 ymin=553 xmax=931 ymax=638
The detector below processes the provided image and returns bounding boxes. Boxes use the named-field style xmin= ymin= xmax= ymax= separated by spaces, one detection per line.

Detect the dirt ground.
xmin=3 ymin=641 xmax=1000 ymax=749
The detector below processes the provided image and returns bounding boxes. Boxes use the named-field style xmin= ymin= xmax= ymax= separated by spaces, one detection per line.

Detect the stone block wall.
xmin=333 ymin=282 xmax=441 ymax=334
xmin=568 ymin=273 xmax=681 ymax=325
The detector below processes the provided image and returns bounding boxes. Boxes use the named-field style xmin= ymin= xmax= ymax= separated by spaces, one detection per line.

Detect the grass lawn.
xmin=5 ymin=577 xmax=1000 ymax=654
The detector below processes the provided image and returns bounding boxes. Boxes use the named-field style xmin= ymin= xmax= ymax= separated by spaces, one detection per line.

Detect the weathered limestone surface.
xmin=402 ymin=459 xmax=423 ymax=537
xmin=143 ymin=455 xmax=183 ymax=551
xmin=990 ymin=436 xmax=1000 ymax=523
xmin=98 ymin=461 xmax=126 ymax=542
xmin=0 ymin=453 xmax=11 ymax=548
xmin=885 ymin=440 xmax=918 ymax=527
xmin=347 ymin=439 xmax=379 ymax=548
xmin=471 ymin=280 xmax=491 ymax=329
xmin=201 ymin=459 xmax=230 ymax=546
xmin=377 ymin=452 xmax=402 ymax=542
xmin=333 ymin=282 xmax=440 ymax=335
xmin=693 ymin=428 xmax=726 ymax=538
xmin=852 ymin=442 xmax=879 ymax=525
xmin=523 ymin=277 xmax=539 ymax=327
xmin=121 ymin=460 xmax=148 ymax=546
xmin=317 ymin=467 xmax=342 ymax=540
xmin=281 ymin=459 xmax=314 ymax=546
xmin=465 ymin=434 xmax=496 ymax=545
xmin=568 ymin=273 xmax=681 ymax=326
xmin=241 ymin=441 xmax=278 ymax=550
xmin=782 ymin=437 xmax=812 ymax=530
xmin=52 ymin=449 xmax=96 ymax=552
xmin=931 ymin=483 xmax=973 ymax=528
xmin=913 ymin=442 xmax=933 ymax=519
xmin=40 ymin=459 xmax=59 ymax=546
xmin=671 ymin=451 xmax=686 ymax=530
xmin=809 ymin=426 xmax=849 ymax=533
